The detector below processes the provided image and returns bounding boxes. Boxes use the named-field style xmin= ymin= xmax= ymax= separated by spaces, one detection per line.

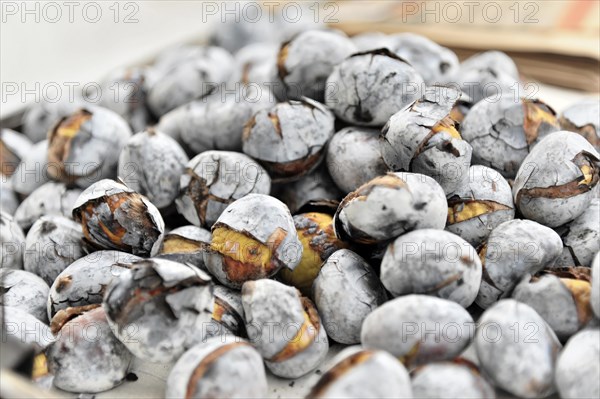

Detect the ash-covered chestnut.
xmin=451 ymin=51 xmax=520 ymax=103
xmin=157 ymin=225 xmax=211 ymax=270
xmin=274 ymin=29 xmax=356 ymax=101
xmin=411 ymin=361 xmax=495 ymax=399
xmin=242 ymin=98 xmax=335 ymax=182
xmin=166 ymin=335 xmax=267 ymax=399
xmin=242 ymin=279 xmax=328 ymax=378
xmin=1 ymin=211 xmax=25 ymax=269
xmin=158 ymin=89 xmax=274 ymax=155
xmin=176 ymin=151 xmax=271 ymax=228
xmin=555 ymin=328 xmax=600 ymax=399
xmin=147 ymin=45 xmax=234 ymax=116
xmin=230 ymin=42 xmax=278 ymax=86
xmin=275 ymin=166 xmax=342 ymax=214
xmin=388 ymin=33 xmax=459 ymax=84
xmin=593 ymin=252 xmax=600 ymax=318
xmin=476 ymin=219 xmax=562 ymax=308
xmin=475 ymin=299 xmax=561 ymax=398
xmin=118 ymin=128 xmax=188 ymax=209
xmin=513 ymin=267 xmax=594 ymax=341
xmin=47 ymin=107 xmax=132 ymax=188
xmin=461 ymin=96 xmax=560 ymax=178
xmin=47 ymin=306 xmax=132 ymax=393
xmin=23 ymin=215 xmax=86 ymax=285
xmin=22 ymin=97 xmax=85 ymax=143
xmin=325 ymin=49 xmax=424 ymax=127
xmin=446 ymin=165 xmax=515 ymax=247
xmin=72 ymin=179 xmax=164 ymax=256
xmin=313 ymin=249 xmax=387 ymax=344
xmin=205 ymin=285 xmax=246 ymax=338
xmin=326 ymin=127 xmax=388 ymax=193
xmin=10 ymin=139 xmax=51 ymax=196
xmin=334 ymin=172 xmax=447 ymax=245
xmin=0 ymin=269 xmax=49 ymax=322
xmin=99 ymin=66 xmax=154 ymax=133
xmin=2 ymin=306 xmax=54 ymax=351
xmin=0 ymin=180 xmax=19 ymax=215
xmin=554 ymin=198 xmax=599 ymax=267
xmin=560 ymin=98 xmax=599 ymax=151
xmin=279 ymin=212 xmax=346 ymax=295
xmin=205 ymin=194 xmax=302 ymax=289
xmin=47 ymin=250 xmax=140 ymax=319
xmin=306 ymin=347 xmax=412 ymax=399
xmin=513 ymin=131 xmax=600 ymax=227
xmin=13 ymin=182 xmax=82 ymax=230
xmin=361 ymin=295 xmax=474 ymax=366
xmin=1 ymin=128 xmax=32 ymax=177
xmin=381 ymin=229 xmax=482 ymax=307
xmin=103 ymin=258 xmax=214 ymax=363
xmin=381 ymin=86 xmax=472 ymax=193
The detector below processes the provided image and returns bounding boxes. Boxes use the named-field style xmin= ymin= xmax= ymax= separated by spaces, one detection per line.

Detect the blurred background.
xmin=2 ymin=0 xmax=599 ymax=119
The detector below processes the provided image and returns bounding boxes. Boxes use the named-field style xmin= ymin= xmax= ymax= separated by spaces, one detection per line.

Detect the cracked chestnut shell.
xmin=476 ymin=219 xmax=562 ymax=309
xmin=103 ymin=258 xmax=214 ymax=363
xmin=513 ymin=131 xmax=600 ymax=227
xmin=307 ymin=347 xmax=412 ymax=399
xmin=274 ymin=29 xmax=356 ymax=102
xmin=381 ymin=85 xmax=473 ymax=194
xmin=47 ymin=107 xmax=132 ymax=188
xmin=147 ymin=45 xmax=234 ymax=117
xmin=157 ymin=225 xmax=211 ymax=271
xmin=166 ymin=335 xmax=267 ymax=399
xmin=279 ymin=212 xmax=346 ymax=296
xmin=334 ymin=172 xmax=447 ymax=245
xmin=445 ymin=165 xmax=515 ymax=247
xmin=242 ymin=98 xmax=335 ymax=182
xmin=47 ymin=305 xmax=132 ymax=393
xmin=388 ymin=32 xmax=459 ymax=85
xmin=554 ymin=198 xmax=599 ymax=267
xmin=205 ymin=285 xmax=246 ymax=338
xmin=381 ymin=229 xmax=482 ymax=307
xmin=0 ymin=269 xmax=49 ymax=322
xmin=14 ymin=181 xmax=82 ymax=230
xmin=72 ymin=179 xmax=165 ymax=256
xmin=461 ymin=96 xmax=560 ymax=178
xmin=513 ymin=267 xmax=594 ymax=341
xmin=176 ymin=151 xmax=271 ymax=228
xmin=325 ymin=48 xmax=424 ymax=127
xmin=242 ymin=279 xmax=328 ymax=378
xmin=99 ymin=66 xmax=154 ymax=133
xmin=204 ymin=194 xmax=302 ymax=289
xmin=118 ymin=128 xmax=188 ymax=209
xmin=23 ymin=215 xmax=86 ymax=286
xmin=47 ymin=250 xmax=140 ymax=319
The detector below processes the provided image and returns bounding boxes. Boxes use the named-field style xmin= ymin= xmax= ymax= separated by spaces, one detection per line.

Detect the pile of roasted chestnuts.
xmin=1 ymin=9 xmax=599 ymax=399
